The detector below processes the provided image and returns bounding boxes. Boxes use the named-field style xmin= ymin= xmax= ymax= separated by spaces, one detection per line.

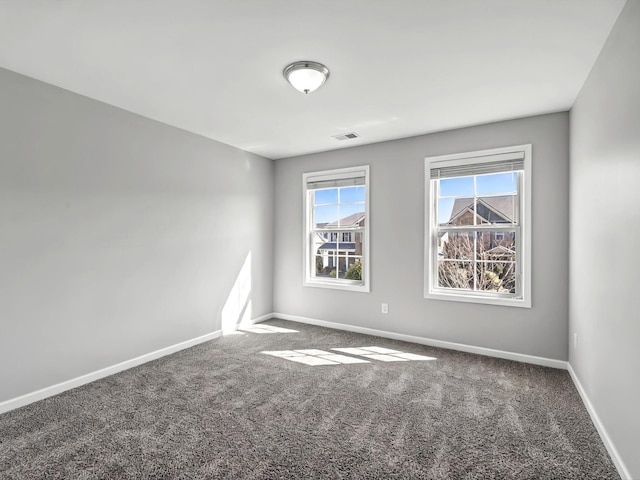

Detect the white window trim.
xmin=424 ymin=145 xmax=532 ymax=308
xmin=303 ymin=165 xmax=370 ymax=293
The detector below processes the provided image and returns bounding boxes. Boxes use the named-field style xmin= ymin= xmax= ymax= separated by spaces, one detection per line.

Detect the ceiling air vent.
xmin=332 ymin=132 xmax=360 ymax=141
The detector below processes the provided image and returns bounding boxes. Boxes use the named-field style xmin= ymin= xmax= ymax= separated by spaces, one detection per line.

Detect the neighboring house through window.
xmin=425 ymin=145 xmax=531 ymax=307
xmin=304 ymin=166 xmax=370 ymax=292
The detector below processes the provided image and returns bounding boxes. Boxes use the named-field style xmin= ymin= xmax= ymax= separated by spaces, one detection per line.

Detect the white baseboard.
xmin=0 ymin=329 xmax=222 ymax=416
xmin=567 ymin=364 xmax=631 ymax=480
xmin=2 ymin=311 xmax=628 ymax=479
xmin=272 ymin=314 xmax=629 ymax=478
xmin=245 ymin=312 xmax=274 ymax=325
xmin=273 ymin=313 xmax=568 ymax=370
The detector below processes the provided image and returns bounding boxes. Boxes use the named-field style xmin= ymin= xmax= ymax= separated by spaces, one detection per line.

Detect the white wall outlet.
xmin=574 ymin=333 xmax=578 ymax=349
xmin=381 ymin=303 xmax=388 ymax=314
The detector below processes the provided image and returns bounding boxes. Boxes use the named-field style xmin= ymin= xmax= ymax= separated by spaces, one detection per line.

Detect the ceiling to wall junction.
xmin=0 ymin=0 xmax=627 ymax=159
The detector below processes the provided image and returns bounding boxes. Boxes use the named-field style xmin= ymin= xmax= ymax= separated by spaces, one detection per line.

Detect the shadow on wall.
xmin=221 ymin=252 xmax=252 ymax=334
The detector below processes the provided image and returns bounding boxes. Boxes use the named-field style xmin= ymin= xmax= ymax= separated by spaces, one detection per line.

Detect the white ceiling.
xmin=0 ymin=1 xmax=626 ymax=159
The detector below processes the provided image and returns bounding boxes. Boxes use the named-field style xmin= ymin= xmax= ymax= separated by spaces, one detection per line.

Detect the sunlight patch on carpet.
xmin=261 ymin=349 xmax=370 ymax=365
xmin=332 ymin=347 xmax=437 ymax=362
xmin=262 ymin=346 xmax=436 ymax=366
xmin=240 ymin=325 xmax=299 ymax=334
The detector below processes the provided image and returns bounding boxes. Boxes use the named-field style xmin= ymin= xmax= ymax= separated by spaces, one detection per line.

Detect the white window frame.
xmin=424 ymin=145 xmax=532 ymax=308
xmin=303 ymin=165 xmax=370 ymax=292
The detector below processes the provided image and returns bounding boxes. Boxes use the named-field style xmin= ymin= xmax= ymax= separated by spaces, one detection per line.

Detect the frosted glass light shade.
xmin=283 ymin=61 xmax=330 ymax=94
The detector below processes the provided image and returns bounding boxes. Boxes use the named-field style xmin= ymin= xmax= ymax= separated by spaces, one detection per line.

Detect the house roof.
xmin=485 ymin=245 xmax=516 ymax=257
xmin=323 ymin=212 xmax=365 ymax=228
xmin=447 ymin=196 xmax=516 ymax=224
xmin=318 ymin=243 xmax=356 ymax=252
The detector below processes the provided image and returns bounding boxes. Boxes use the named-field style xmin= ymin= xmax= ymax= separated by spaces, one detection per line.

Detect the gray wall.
xmin=274 ymin=112 xmax=569 ymax=361
xmin=570 ymin=0 xmax=640 ymax=477
xmin=0 ymin=68 xmax=274 ymax=403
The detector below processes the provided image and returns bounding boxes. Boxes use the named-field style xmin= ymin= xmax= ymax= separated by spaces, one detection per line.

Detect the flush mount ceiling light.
xmin=283 ymin=61 xmax=330 ymax=94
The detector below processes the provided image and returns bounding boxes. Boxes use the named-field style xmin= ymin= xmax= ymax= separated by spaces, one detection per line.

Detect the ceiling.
xmin=0 ymin=1 xmax=627 ymax=160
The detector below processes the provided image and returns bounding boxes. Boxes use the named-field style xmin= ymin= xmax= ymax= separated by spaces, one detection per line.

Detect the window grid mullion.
xmin=337 ymin=188 xmax=341 ymax=229
xmin=433 ymin=179 xmax=440 ymax=289
xmin=438 ymin=225 xmax=518 ymax=232
xmin=472 ymin=175 xmax=477 ymax=291
xmin=313 ymin=227 xmax=365 ymax=232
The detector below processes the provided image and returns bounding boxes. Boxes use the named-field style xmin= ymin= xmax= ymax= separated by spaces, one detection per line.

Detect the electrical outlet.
xmin=381 ymin=303 xmax=389 ymax=314
xmin=574 ymin=333 xmax=578 ymax=349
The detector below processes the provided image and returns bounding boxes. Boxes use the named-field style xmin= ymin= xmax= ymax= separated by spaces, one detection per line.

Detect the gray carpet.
xmin=0 ymin=319 xmax=619 ymax=479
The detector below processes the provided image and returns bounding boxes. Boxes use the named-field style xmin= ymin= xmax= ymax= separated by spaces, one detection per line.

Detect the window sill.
xmin=304 ymin=279 xmax=370 ymax=293
xmin=425 ymin=290 xmax=530 ymax=308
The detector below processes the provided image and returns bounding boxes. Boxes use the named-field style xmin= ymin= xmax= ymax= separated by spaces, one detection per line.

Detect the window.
xmin=303 ymin=166 xmax=370 ymax=292
xmin=425 ymin=145 xmax=531 ymax=307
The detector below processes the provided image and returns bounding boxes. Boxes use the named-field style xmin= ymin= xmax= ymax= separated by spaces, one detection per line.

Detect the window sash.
xmin=425 ymin=144 xmax=531 ymax=307
xmin=433 ymin=224 xmax=521 ymax=297
xmin=303 ymin=165 xmax=370 ymax=292
xmin=432 ymin=201 xmax=522 ymax=298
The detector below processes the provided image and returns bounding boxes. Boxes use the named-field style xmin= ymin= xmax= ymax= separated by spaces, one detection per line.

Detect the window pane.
xmin=314 ymin=205 xmax=339 ymax=225
xmin=345 ymin=257 xmax=363 ymax=280
xmin=438 ymin=197 xmax=456 ymax=224
xmin=476 ymin=172 xmax=517 ymax=196
xmin=474 ymin=195 xmax=517 ymax=225
xmin=476 ymin=261 xmax=516 ymax=293
xmin=335 ymin=256 xmax=346 ymax=278
xmin=439 ymin=232 xmax=474 ymax=260
xmin=338 ymin=203 xmax=365 ymax=227
xmin=476 ymin=231 xmax=516 ymax=257
xmin=312 ymin=231 xmax=328 ymax=247
xmin=439 ymin=176 xmax=473 ymax=197
xmin=352 ymin=231 xmax=364 ymax=256
xmin=328 ymin=255 xmax=363 ymax=279
xmin=314 ymin=188 xmax=338 ymax=205
xmin=314 ymin=254 xmax=328 ymax=277
xmin=340 ymin=186 xmax=365 ymax=203
xmin=315 ymin=253 xmax=338 ymax=278
xmin=446 ymin=197 xmax=476 ymax=226
xmin=438 ymin=261 xmax=473 ymax=289
xmin=475 ymin=230 xmax=517 ymax=293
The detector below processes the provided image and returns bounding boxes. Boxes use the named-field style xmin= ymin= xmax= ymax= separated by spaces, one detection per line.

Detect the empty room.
xmin=1 ymin=1 xmax=638 ymax=479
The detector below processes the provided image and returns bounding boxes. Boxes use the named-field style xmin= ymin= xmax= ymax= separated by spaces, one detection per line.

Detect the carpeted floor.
xmin=0 ymin=319 xmax=619 ymax=479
